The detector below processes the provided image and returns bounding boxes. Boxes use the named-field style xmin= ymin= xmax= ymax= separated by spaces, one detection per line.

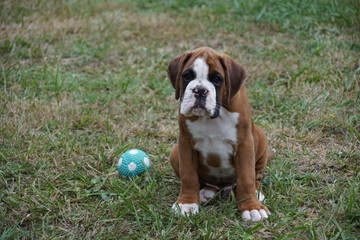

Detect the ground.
xmin=0 ymin=0 xmax=359 ymax=239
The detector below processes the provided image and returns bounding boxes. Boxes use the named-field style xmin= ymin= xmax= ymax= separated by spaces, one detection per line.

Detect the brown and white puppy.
xmin=167 ymin=47 xmax=273 ymax=221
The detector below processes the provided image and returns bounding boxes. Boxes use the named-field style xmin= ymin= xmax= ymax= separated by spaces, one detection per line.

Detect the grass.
xmin=1 ymin=0 xmax=359 ymax=239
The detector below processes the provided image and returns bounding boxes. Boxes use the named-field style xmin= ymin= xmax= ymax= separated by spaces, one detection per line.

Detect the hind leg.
xmin=170 ymin=144 xmax=180 ymax=177
xmin=199 ymin=186 xmax=218 ymax=204
xmin=255 ymin=153 xmax=267 ymax=190
xmin=253 ymin=125 xmax=269 ymax=190
xmin=255 ymin=151 xmax=267 ymax=201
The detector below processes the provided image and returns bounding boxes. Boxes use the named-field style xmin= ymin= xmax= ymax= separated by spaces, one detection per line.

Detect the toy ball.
xmin=117 ymin=149 xmax=151 ymax=177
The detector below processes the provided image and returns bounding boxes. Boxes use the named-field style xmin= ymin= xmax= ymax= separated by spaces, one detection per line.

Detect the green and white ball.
xmin=117 ymin=149 xmax=151 ymax=177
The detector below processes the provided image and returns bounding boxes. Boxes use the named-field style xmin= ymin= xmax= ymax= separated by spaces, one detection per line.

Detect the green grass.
xmin=1 ymin=0 xmax=359 ymax=239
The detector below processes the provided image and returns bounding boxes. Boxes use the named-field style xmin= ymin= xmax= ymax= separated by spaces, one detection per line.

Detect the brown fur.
xmin=168 ymin=47 xmax=272 ymax=214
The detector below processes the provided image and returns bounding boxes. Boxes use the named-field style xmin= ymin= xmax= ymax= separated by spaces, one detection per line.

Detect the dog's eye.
xmin=182 ymin=70 xmax=195 ymax=82
xmin=211 ymin=75 xmax=223 ymax=87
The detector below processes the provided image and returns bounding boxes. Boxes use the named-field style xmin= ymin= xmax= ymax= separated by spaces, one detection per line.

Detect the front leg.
xmin=235 ymin=135 xmax=270 ymax=221
xmin=172 ymin=137 xmax=200 ymax=216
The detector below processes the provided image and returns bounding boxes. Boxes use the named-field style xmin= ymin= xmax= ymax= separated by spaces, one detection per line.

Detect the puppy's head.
xmin=167 ymin=47 xmax=247 ymax=119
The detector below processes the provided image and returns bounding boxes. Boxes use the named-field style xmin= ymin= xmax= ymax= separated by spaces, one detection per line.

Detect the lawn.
xmin=0 ymin=0 xmax=359 ymax=239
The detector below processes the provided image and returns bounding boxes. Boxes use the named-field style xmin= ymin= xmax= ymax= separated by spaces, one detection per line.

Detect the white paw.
xmin=242 ymin=209 xmax=270 ymax=222
xmin=199 ymin=188 xmax=216 ymax=204
xmin=172 ymin=203 xmax=199 ymax=216
xmin=256 ymin=190 xmax=265 ymax=202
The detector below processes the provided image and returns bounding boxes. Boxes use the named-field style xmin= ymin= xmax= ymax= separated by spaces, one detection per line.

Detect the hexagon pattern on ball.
xmin=117 ymin=149 xmax=151 ymax=177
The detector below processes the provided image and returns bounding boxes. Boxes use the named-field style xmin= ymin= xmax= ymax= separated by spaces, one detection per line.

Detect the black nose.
xmin=193 ymin=87 xmax=208 ymax=98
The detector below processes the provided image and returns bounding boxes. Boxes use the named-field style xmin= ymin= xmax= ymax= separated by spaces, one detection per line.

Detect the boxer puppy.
xmin=167 ymin=47 xmax=274 ymax=221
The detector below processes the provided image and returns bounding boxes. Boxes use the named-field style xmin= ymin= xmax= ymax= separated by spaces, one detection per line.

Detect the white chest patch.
xmin=186 ymin=107 xmax=239 ymax=178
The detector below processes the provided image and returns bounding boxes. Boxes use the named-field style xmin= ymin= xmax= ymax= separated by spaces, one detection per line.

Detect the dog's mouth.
xmin=191 ymin=106 xmax=207 ymax=116
xmin=191 ymin=98 xmax=208 ymax=116
xmin=190 ymin=105 xmax=220 ymax=119
xmin=180 ymin=84 xmax=219 ymax=119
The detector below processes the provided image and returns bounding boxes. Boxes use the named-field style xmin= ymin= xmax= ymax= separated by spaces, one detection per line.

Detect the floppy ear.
xmin=220 ymin=55 xmax=247 ymax=104
xmin=167 ymin=52 xmax=192 ymax=100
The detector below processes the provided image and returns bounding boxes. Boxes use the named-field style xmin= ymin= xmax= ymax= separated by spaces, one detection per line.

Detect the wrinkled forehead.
xmin=183 ymin=52 xmax=225 ymax=76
